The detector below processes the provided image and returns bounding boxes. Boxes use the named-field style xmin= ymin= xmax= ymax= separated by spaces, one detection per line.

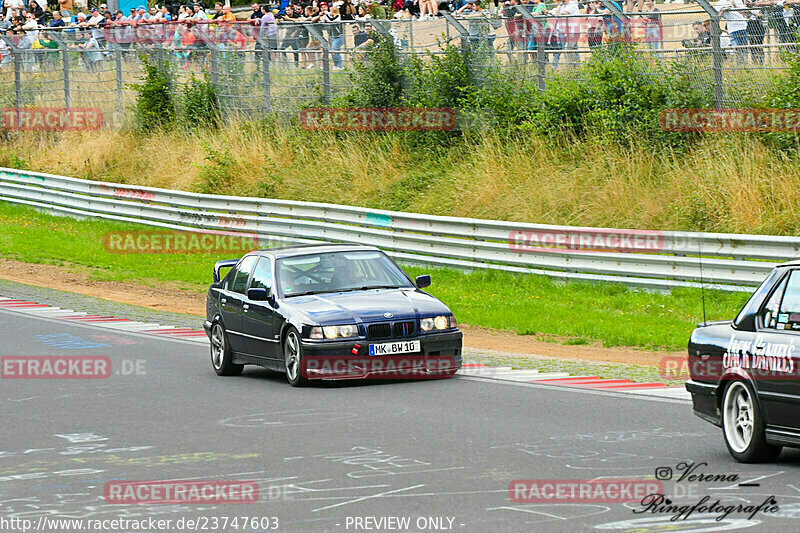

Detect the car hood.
xmin=284 ymin=288 xmax=451 ymax=324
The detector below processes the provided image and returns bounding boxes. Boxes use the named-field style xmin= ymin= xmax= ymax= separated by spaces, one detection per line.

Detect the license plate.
xmin=369 ymin=340 xmax=420 ymax=356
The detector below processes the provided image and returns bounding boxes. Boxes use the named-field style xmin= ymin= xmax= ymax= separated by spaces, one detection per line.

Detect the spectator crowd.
xmin=0 ymin=0 xmax=797 ymax=72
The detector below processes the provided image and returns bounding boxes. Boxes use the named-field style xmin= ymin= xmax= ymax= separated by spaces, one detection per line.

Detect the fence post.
xmin=694 ymin=0 xmax=724 ymax=109
xmin=114 ymin=44 xmax=124 ymax=118
xmin=442 ymin=12 xmax=471 ymax=56
xmin=0 ymin=37 xmax=21 ymax=116
xmin=515 ymin=6 xmax=546 ymax=93
xmin=255 ymin=33 xmax=272 ymax=115
xmin=49 ymin=34 xmax=71 ymax=110
xmin=209 ymin=45 xmax=219 ymax=87
xmin=13 ymin=51 xmax=21 ymax=111
xmin=306 ymin=24 xmax=331 ymax=104
xmin=598 ymin=0 xmax=630 ymax=38
xmin=368 ymin=19 xmax=392 ymax=41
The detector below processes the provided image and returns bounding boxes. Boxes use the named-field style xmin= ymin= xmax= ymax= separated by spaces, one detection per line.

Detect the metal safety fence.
xmin=0 ymin=2 xmax=797 ymax=125
xmin=2 ymin=166 xmax=799 ymax=292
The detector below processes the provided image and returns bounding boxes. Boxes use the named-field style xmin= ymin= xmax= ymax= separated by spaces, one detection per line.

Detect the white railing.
xmin=1 ymin=167 xmax=796 ymax=292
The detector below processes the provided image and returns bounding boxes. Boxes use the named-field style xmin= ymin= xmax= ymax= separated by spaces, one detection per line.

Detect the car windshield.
xmin=277 ymin=250 xmax=414 ymax=297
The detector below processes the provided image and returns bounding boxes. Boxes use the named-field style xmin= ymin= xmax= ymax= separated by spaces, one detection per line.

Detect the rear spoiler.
xmin=213 ymin=259 xmax=239 ymax=283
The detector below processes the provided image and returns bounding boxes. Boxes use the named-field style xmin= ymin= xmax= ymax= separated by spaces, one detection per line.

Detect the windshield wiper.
xmin=284 ymin=290 xmax=325 ymax=298
xmin=285 ymin=285 xmax=403 ymax=297
xmin=338 ymin=285 xmax=402 ymax=292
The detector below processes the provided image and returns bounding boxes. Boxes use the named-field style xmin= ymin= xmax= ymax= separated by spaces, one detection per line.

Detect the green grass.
xmin=0 ymin=201 xmax=751 ymax=351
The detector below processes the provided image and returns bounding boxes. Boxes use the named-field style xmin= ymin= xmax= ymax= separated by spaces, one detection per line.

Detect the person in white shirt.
xmin=87 ymin=7 xmax=105 ymax=41
xmin=192 ymin=3 xmax=207 ymax=20
xmin=551 ymin=0 xmax=580 ymax=69
xmin=715 ymin=0 xmax=748 ymax=62
xmin=5 ymin=0 xmax=23 ymax=19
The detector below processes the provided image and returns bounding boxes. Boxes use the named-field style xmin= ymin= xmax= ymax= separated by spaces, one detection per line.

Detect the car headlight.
xmin=421 ymin=316 xmax=453 ymax=331
xmin=310 ymin=324 xmax=359 ymax=339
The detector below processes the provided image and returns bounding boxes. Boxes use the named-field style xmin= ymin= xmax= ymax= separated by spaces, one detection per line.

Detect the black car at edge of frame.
xmin=687 ymin=261 xmax=800 ymax=462
xmin=204 ymin=244 xmax=463 ymax=387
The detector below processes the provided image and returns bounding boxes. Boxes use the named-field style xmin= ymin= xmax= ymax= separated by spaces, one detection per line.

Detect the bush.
xmin=405 ymin=42 xmax=475 ymax=110
xmin=531 ymin=45 xmax=710 ymax=147
xmin=763 ymin=51 xmax=800 ymax=151
xmin=181 ymin=73 xmax=221 ymax=130
xmin=195 ymin=144 xmax=236 ymax=194
xmin=131 ymin=53 xmax=176 ymax=132
xmin=340 ymin=34 xmax=406 ymax=108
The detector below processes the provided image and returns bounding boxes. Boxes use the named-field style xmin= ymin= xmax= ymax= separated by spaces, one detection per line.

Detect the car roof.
xmin=248 ymin=243 xmax=382 ymax=259
xmin=779 ymin=260 xmax=800 ymax=268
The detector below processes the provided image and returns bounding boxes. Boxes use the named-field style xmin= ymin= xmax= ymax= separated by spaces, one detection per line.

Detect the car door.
xmin=221 ymin=254 xmax=258 ymax=354
xmin=753 ymin=269 xmax=800 ymax=430
xmin=241 ymin=256 xmax=280 ymax=359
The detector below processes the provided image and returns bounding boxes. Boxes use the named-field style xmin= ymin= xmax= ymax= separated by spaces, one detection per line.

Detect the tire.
xmin=210 ymin=322 xmax=244 ymax=377
xmin=283 ymin=327 xmax=308 ymax=387
xmin=721 ymin=380 xmax=781 ymax=463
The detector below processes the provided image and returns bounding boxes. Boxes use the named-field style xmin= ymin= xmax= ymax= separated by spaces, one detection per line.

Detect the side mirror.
xmin=415 ymin=275 xmax=431 ymax=289
xmin=213 ymin=259 xmax=238 ymax=283
xmin=247 ymin=288 xmax=269 ymax=301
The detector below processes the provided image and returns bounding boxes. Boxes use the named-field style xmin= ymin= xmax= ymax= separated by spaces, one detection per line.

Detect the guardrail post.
xmin=306 ymin=24 xmax=331 ymax=104
xmin=694 ymin=0 xmax=724 ymax=109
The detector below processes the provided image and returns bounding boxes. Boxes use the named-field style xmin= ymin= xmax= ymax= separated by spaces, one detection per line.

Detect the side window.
xmin=249 ymin=257 xmax=273 ymax=292
xmin=230 ymin=255 xmax=258 ymax=295
xmin=777 ymin=271 xmax=800 ymax=331
xmin=760 ymin=276 xmax=787 ymax=329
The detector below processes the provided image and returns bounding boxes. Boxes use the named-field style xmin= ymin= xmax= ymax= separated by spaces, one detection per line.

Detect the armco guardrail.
xmin=1 ymin=167 xmax=797 ymax=292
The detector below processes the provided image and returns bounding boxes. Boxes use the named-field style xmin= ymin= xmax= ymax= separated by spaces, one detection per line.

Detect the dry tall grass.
xmin=2 ymin=124 xmax=799 ymax=234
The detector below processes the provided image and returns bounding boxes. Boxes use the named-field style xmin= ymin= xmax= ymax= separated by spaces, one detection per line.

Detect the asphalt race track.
xmin=1 ymin=299 xmax=800 ymax=533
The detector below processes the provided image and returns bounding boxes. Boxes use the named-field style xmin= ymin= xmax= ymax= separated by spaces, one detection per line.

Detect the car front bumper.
xmin=300 ymin=330 xmax=463 ymax=380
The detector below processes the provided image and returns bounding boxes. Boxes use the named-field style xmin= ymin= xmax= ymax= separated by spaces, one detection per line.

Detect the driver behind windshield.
xmin=329 ymin=257 xmax=363 ymax=289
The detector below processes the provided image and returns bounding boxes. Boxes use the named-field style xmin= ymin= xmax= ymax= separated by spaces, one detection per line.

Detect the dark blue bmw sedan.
xmin=204 ymin=244 xmax=462 ymax=386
